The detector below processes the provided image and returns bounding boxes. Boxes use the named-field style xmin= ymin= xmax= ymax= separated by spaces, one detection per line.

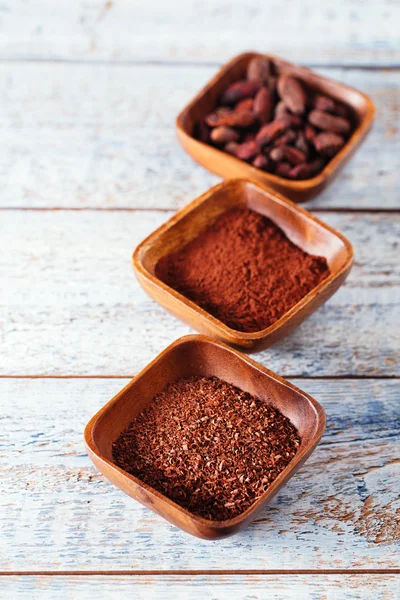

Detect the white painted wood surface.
xmin=1 ymin=378 xmax=399 ymax=570
xmin=2 ymin=1 xmax=399 ymax=595
xmin=1 ymin=210 xmax=398 ymax=376
xmin=0 ymin=63 xmax=398 ymax=209
xmin=1 ymin=0 xmax=400 ymax=66
xmin=2 ymin=574 xmax=400 ymax=600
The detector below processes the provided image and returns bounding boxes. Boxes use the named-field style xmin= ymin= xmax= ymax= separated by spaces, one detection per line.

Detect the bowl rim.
xmin=176 ymin=50 xmax=376 ymax=190
xmin=84 ymin=334 xmax=326 ymax=529
xmin=132 ymin=178 xmax=354 ymax=342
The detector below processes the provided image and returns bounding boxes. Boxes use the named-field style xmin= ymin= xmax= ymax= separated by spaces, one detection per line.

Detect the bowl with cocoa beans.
xmin=177 ymin=52 xmax=375 ymax=202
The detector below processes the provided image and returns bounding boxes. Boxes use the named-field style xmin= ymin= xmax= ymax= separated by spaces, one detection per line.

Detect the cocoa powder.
xmin=112 ymin=376 xmax=300 ymax=521
xmin=156 ymin=207 xmax=329 ymax=333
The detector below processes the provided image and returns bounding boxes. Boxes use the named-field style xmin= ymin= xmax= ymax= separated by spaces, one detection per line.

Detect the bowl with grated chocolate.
xmin=133 ymin=178 xmax=353 ymax=351
xmin=84 ymin=335 xmax=326 ymax=539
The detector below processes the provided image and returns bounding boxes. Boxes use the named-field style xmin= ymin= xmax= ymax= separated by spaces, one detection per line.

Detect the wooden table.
xmin=1 ymin=1 xmax=399 ymax=598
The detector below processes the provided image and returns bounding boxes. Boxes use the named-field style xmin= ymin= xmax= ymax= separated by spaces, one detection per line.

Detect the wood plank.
xmin=0 ymin=378 xmax=399 ymax=570
xmin=1 ymin=210 xmax=398 ymax=376
xmin=0 ymin=63 xmax=398 ymax=210
xmin=1 ymin=0 xmax=400 ymax=66
xmin=1 ymin=574 xmax=399 ymax=600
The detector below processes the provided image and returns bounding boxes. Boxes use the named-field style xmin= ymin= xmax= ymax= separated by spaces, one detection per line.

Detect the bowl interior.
xmin=138 ymin=179 xmax=350 ymax=280
xmin=91 ymin=337 xmax=321 ymax=465
xmin=179 ymin=52 xmax=370 ymax=142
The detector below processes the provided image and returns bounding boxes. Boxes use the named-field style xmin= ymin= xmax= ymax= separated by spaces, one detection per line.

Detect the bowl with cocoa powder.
xmin=177 ymin=52 xmax=375 ymax=202
xmin=133 ymin=179 xmax=353 ymax=351
xmin=84 ymin=335 xmax=326 ymax=539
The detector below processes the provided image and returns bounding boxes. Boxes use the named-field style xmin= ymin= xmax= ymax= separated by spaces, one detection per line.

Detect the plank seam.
xmin=0 ymin=208 xmax=399 ymax=214
xmin=0 ymin=375 xmax=398 ymax=380
xmin=0 ymin=58 xmax=399 ymax=70
xmin=0 ymin=570 xmax=399 ymax=576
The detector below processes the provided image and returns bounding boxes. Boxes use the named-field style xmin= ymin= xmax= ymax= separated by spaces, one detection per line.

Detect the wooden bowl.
xmin=132 ymin=179 xmax=353 ymax=351
xmin=84 ymin=334 xmax=326 ymax=539
xmin=176 ymin=51 xmax=375 ymax=203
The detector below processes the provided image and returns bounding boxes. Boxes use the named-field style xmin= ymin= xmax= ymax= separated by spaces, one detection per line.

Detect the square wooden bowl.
xmin=84 ymin=335 xmax=326 ymax=539
xmin=176 ymin=51 xmax=375 ymax=202
xmin=132 ymin=179 xmax=353 ymax=351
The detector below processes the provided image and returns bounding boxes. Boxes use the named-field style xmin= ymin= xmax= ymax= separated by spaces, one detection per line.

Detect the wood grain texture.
xmin=1 ymin=378 xmax=399 ymax=570
xmin=1 ymin=574 xmax=400 ymax=600
xmin=1 ymin=210 xmax=398 ymax=376
xmin=1 ymin=0 xmax=400 ymax=66
xmin=1 ymin=0 xmax=399 ymax=589
xmin=0 ymin=63 xmax=398 ymax=210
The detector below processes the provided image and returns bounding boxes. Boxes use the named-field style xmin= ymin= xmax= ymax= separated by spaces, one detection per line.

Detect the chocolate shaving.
xmin=112 ymin=376 xmax=301 ymax=521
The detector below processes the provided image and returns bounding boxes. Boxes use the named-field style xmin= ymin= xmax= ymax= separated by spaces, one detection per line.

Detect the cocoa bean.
xmin=252 ymin=153 xmax=270 ymax=170
xmin=274 ymin=101 xmax=303 ymax=127
xmin=314 ymin=132 xmax=345 ymax=157
xmin=204 ymin=113 xmax=220 ymax=127
xmin=253 ymin=87 xmax=273 ymax=123
xmin=288 ymin=158 xmax=325 ymax=179
xmin=283 ymin=146 xmax=307 ymax=165
xmin=247 ymin=57 xmax=271 ymax=84
xmin=225 ymin=141 xmax=240 ymax=155
xmin=204 ymin=107 xmax=232 ymax=127
xmin=231 ymin=140 xmax=259 ymax=161
xmin=304 ymin=124 xmax=317 ymax=142
xmin=220 ymin=80 xmax=260 ymax=105
xmin=235 ymin=98 xmax=254 ymax=112
xmin=210 ymin=126 xmax=240 ymax=144
xmin=275 ymin=161 xmax=292 ymax=177
xmin=256 ymin=119 xmax=288 ymax=147
xmin=274 ymin=101 xmax=288 ymax=119
xmin=205 ymin=109 xmax=256 ymax=128
xmin=269 ymin=147 xmax=284 ymax=162
xmin=308 ymin=109 xmax=351 ymax=135
xmin=287 ymin=163 xmax=311 ymax=179
xmin=224 ymin=110 xmax=257 ymax=128
xmin=277 ymin=75 xmax=307 ymax=115
xmin=270 ymin=145 xmax=306 ymax=165
xmin=273 ymin=129 xmax=297 ymax=147
xmin=313 ymin=94 xmax=336 ymax=113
